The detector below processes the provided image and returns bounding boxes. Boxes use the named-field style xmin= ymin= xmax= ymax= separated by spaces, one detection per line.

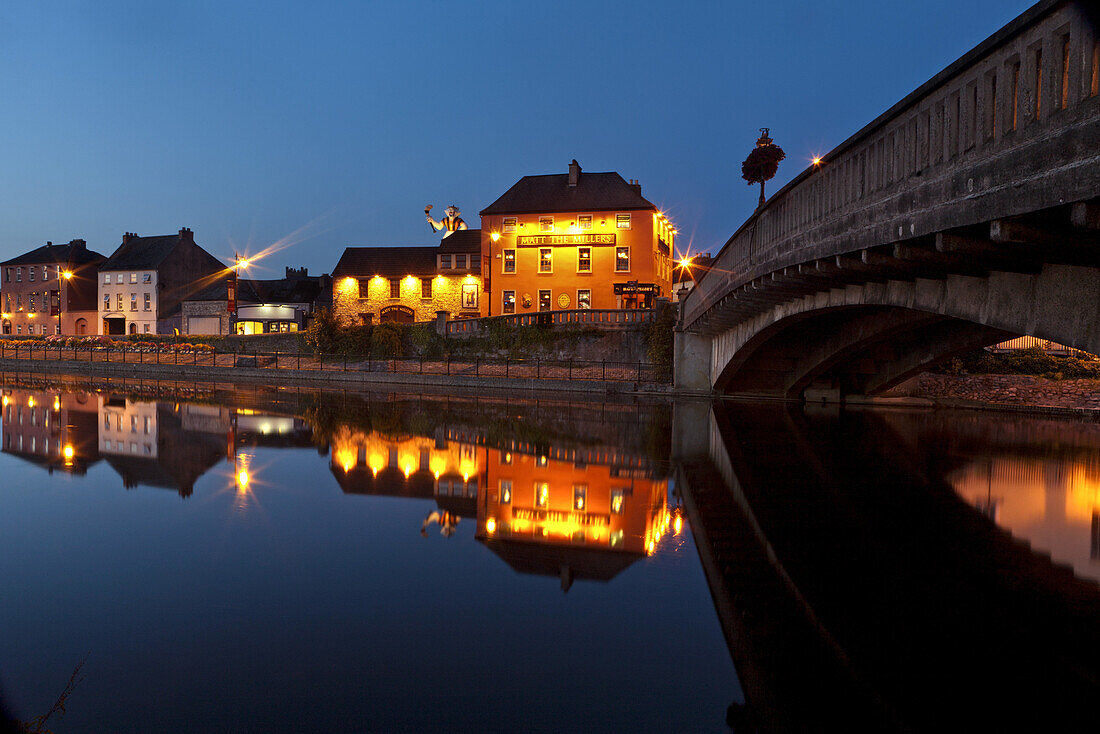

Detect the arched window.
xmin=128 ymin=322 xmax=137 ymax=334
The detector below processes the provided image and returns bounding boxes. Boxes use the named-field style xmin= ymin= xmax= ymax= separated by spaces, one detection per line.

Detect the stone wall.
xmin=333 ymin=274 xmax=484 ymax=325
xmin=181 ymin=300 xmax=232 ymax=335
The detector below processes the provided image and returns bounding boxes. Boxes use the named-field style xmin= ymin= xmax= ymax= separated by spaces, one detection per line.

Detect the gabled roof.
xmin=100 ymin=234 xmax=184 ymax=271
xmin=1 ymin=240 xmax=105 ymax=267
xmin=332 ymin=246 xmax=440 ymax=279
xmin=438 ymin=229 xmax=482 ymax=252
xmin=480 ymin=171 xmax=655 ymax=216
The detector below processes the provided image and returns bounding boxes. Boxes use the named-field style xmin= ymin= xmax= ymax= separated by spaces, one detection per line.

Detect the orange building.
xmin=479 ymin=160 xmax=676 ymax=315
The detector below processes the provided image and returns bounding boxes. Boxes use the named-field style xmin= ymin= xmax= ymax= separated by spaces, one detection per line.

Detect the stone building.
xmin=98 ymin=228 xmax=225 ymax=335
xmin=1 ymin=239 xmax=105 ymax=336
xmin=331 ymin=230 xmax=484 ymax=325
xmin=479 ymin=160 xmax=675 ymax=315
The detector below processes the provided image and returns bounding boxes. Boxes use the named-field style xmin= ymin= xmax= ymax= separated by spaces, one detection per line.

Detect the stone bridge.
xmin=676 ymin=0 xmax=1100 ymax=398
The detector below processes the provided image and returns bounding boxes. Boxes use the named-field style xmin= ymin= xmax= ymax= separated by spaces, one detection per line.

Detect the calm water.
xmin=1 ymin=378 xmax=1099 ymax=732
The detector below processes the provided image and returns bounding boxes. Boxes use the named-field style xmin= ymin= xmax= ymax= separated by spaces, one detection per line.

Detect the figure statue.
xmin=425 ymin=204 xmax=468 ymax=238
xmin=421 ymin=510 xmax=459 ymax=537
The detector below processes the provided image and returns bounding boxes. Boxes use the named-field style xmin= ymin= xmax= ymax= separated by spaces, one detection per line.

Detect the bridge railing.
xmin=446 ymin=308 xmax=653 ymax=335
xmin=684 ymin=0 xmax=1100 ymax=330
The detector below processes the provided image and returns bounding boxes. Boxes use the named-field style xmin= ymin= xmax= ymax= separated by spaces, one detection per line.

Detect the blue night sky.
xmin=0 ymin=0 xmax=1034 ymax=277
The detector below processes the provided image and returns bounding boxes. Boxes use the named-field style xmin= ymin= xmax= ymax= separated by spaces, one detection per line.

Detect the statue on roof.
xmin=425 ymin=204 xmax=468 ymax=238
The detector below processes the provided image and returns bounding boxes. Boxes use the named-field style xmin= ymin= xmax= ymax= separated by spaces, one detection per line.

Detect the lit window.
xmin=421 ymin=277 xmax=432 ymax=299
xmin=538 ymin=290 xmax=551 ymax=312
xmin=461 ymin=283 xmax=478 ymax=310
xmin=500 ymin=480 xmax=512 ymax=504
xmin=501 ymin=451 xmax=512 ymax=465
xmin=536 ymin=455 xmax=548 ymax=467
xmin=130 ymin=273 xmax=137 ymax=284
xmin=577 ymin=214 xmax=592 ymax=229
xmin=577 ymin=247 xmax=591 ymax=272
xmin=573 ymin=484 xmax=587 ymax=511
xmin=502 ymin=291 xmax=516 ymax=314
xmin=440 ymin=254 xmax=451 ymax=269
xmin=42 ymin=266 xmax=48 ymax=280
xmin=503 ymin=217 xmax=517 ymax=233
xmin=577 ymin=290 xmax=591 ymax=309
xmin=615 ymin=246 xmax=630 ymax=272
xmin=611 ymin=488 xmax=626 ymax=515
xmin=535 ymin=482 xmax=549 ymax=508
xmin=616 ymin=213 xmax=631 ymax=229
xmin=389 ymin=278 xmax=400 ymax=298
xmin=29 ymin=294 xmax=36 ymax=311
xmin=610 ymin=529 xmax=624 ymax=548
xmin=116 ymin=294 xmax=123 ymax=310
xmin=539 ymin=216 xmax=553 ymax=232
xmin=539 ymin=248 xmax=552 ymax=273
xmin=503 ymin=249 xmax=515 ymax=273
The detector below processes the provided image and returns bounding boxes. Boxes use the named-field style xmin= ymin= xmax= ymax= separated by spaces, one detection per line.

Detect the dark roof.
xmin=188 ymin=276 xmax=326 ymax=304
xmin=332 ymin=246 xmax=439 ymax=279
xmin=480 ymin=171 xmax=655 ymax=216
xmin=100 ymin=234 xmax=185 ymax=271
xmin=438 ymin=229 xmax=482 ymax=252
xmin=1 ymin=240 xmax=105 ymax=267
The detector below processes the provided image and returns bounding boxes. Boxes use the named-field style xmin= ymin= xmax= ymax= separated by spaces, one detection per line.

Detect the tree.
xmin=741 ymin=128 xmax=786 ymax=208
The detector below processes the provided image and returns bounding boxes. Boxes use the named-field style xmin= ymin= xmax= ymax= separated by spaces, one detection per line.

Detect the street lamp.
xmin=57 ymin=268 xmax=72 ymax=335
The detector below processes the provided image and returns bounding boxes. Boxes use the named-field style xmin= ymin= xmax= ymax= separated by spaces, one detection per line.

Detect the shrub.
xmin=371 ymin=323 xmax=403 ymax=358
xmin=301 ymin=308 xmax=343 ymax=355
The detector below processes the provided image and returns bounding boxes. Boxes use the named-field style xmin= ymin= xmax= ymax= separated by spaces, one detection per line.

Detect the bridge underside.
xmin=677 ymin=200 xmax=1100 ymax=399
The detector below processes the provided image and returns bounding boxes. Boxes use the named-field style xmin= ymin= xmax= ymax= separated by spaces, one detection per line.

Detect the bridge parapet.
xmin=684 ymin=0 xmax=1100 ymax=332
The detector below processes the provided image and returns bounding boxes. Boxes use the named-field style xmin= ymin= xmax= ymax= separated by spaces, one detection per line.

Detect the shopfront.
xmin=614 ymin=282 xmax=660 ymax=309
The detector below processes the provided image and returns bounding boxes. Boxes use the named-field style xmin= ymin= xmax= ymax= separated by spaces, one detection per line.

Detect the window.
xmin=29 ymin=294 xmax=36 ymax=311
xmin=389 ymin=278 xmax=400 ymax=298
xmin=535 ymin=481 xmax=549 ymax=509
xmin=577 ymin=214 xmax=592 ymax=229
xmin=616 ymin=213 xmax=631 ymax=229
xmin=502 ymin=290 xmax=516 ymax=314
xmin=455 ymin=254 xmax=466 ymax=269
xmin=103 ymin=293 xmax=110 ymax=310
xmin=104 ymin=272 xmax=110 ymax=284
xmin=15 ymin=294 xmax=21 ymax=310
xmin=538 ymin=290 xmax=551 ymax=312
xmin=143 ymin=323 xmax=150 ymax=333
xmin=42 ymin=266 xmax=48 ymax=280
xmin=28 ymin=267 xmax=34 ymax=282
xmin=144 ymin=293 xmax=151 ymax=311
xmin=117 ymin=293 xmax=123 ymax=310
xmin=577 ymin=290 xmax=591 ymax=309
xmin=611 ymin=488 xmax=626 ymax=515
xmin=421 ymin=278 xmax=432 ymax=299
xmin=143 ymin=273 xmax=151 ymax=284
xmin=539 ymin=248 xmax=552 ymax=273
xmin=16 ymin=268 xmax=22 ymax=282
xmin=500 ymin=480 xmax=512 ymax=504
xmin=539 ymin=216 xmax=553 ymax=232
xmin=503 ymin=249 xmax=515 ymax=273
xmin=3 ymin=268 xmax=8 ymax=282
xmin=461 ymin=283 xmax=478 ymax=310
xmin=440 ymin=254 xmax=452 ymax=269
xmin=130 ymin=273 xmax=137 ymax=284
xmin=615 ymin=246 xmax=630 ymax=272
xmin=577 ymin=247 xmax=591 ymax=272
xmin=501 ymin=451 xmax=512 ymax=465
xmin=503 ymin=217 xmax=517 ymax=233
xmin=16 ymin=325 xmax=21 ymax=334
xmin=130 ymin=293 xmax=137 ymax=311
xmin=573 ymin=484 xmax=587 ymax=511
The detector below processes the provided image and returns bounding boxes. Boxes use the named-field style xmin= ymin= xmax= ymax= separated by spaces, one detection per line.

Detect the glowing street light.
xmin=490 ymin=232 xmax=501 ymax=242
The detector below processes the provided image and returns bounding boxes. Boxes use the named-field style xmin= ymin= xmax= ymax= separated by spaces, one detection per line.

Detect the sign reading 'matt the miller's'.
xmin=515 ymin=233 xmax=616 ymax=247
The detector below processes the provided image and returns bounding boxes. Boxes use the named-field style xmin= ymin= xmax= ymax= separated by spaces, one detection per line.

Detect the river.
xmin=0 ymin=376 xmax=1097 ymax=731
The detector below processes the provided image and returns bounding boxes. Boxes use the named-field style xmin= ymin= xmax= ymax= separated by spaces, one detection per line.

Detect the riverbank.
xmin=0 ymin=356 xmax=672 ymax=398
xmin=907 ymin=373 xmax=1100 ymax=415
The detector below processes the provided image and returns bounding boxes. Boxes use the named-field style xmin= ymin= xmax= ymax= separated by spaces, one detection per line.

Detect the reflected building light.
xmin=486 ymin=517 xmax=497 ymax=534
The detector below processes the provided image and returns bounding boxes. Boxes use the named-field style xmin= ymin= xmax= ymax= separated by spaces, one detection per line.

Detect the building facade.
xmin=1 ymin=239 xmax=105 ymax=336
xmin=479 ymin=160 xmax=675 ymax=315
xmin=98 ymin=228 xmax=225 ymax=335
xmin=181 ymin=267 xmax=331 ymax=335
xmin=332 ymin=230 xmax=485 ymax=325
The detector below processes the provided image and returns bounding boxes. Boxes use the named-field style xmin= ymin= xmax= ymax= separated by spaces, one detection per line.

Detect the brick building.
xmin=479 ymin=160 xmax=675 ymax=315
xmin=332 ymin=230 xmax=484 ymax=325
xmin=98 ymin=228 xmax=225 ymax=335
xmin=1 ymin=239 xmax=105 ymax=336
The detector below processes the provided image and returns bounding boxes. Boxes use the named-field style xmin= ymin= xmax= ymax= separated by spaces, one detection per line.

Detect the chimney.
xmin=122 ymin=232 xmax=137 ymax=245
xmin=179 ymin=227 xmax=193 ymax=242
xmin=69 ymin=238 xmax=86 ymax=253
xmin=568 ymin=159 xmax=581 ymax=187
xmin=629 ymin=178 xmax=642 ymax=195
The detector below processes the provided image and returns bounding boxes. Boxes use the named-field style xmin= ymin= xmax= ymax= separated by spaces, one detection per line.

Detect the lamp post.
xmin=57 ymin=267 xmax=73 ymax=335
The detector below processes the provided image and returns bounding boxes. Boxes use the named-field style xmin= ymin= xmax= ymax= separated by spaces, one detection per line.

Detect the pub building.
xmin=479 ymin=160 xmax=676 ymax=315
xmin=331 ymin=230 xmax=485 ymax=325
